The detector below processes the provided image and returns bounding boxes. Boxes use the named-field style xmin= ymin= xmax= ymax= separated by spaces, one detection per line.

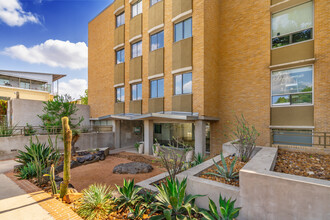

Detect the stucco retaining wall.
xmin=0 ymin=132 xmax=114 ymax=160
xmin=8 ymin=99 xmax=90 ymax=127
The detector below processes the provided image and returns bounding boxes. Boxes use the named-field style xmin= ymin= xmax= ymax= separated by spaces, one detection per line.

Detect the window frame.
xmin=174 ymin=72 xmax=192 ymax=95
xmin=270 ymin=65 xmax=314 ymax=107
xmin=116 ymin=12 xmax=125 ymax=28
xmin=131 ymin=0 xmax=142 ymax=18
xmin=150 ymin=31 xmax=164 ymax=51
xmin=174 ymin=17 xmax=192 ymax=43
xmin=150 ymin=78 xmax=164 ymax=98
xmin=271 ymin=1 xmax=314 ymax=49
xmin=115 ymin=48 xmax=125 ymax=64
xmin=131 ymin=83 xmax=142 ymax=101
xmin=131 ymin=40 xmax=142 ymax=58
xmin=116 ymin=87 xmax=125 ymax=103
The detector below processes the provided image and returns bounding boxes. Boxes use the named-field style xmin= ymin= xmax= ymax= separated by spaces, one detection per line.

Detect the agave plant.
xmin=206 ymin=153 xmax=238 ymax=181
xmin=127 ymin=202 xmax=146 ymax=219
xmin=150 ymin=177 xmax=203 ymax=220
xmin=140 ymin=190 xmax=156 ymax=208
xmin=191 ymin=153 xmax=207 ymax=167
xmin=199 ymin=194 xmax=241 ymax=220
xmin=15 ymin=162 xmax=38 ymax=179
xmin=115 ymin=179 xmax=142 ymax=210
xmin=77 ymin=184 xmax=113 ymax=220
xmin=16 ymin=136 xmax=60 ymax=168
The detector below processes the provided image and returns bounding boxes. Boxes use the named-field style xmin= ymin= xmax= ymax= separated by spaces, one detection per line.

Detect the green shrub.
xmin=16 ymin=137 xmax=60 ymax=168
xmin=205 ymin=153 xmax=238 ymax=182
xmin=150 ymin=177 xmax=203 ymax=219
xmin=115 ymin=179 xmax=142 ymax=210
xmin=199 ymin=194 xmax=241 ymax=220
xmin=15 ymin=162 xmax=37 ymax=179
xmin=77 ymin=184 xmax=113 ymax=220
xmin=24 ymin=123 xmax=36 ymax=136
xmin=128 ymin=202 xmax=146 ymax=219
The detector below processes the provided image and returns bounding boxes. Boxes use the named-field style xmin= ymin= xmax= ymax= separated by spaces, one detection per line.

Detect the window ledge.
xmin=269 ymin=58 xmax=315 ymax=70
xmin=172 ymin=66 xmax=192 ymax=75
xmin=113 ymin=43 xmax=125 ymax=51
xmin=148 ymin=24 xmax=164 ymax=34
xmin=114 ymin=5 xmax=124 ymax=15
xmin=270 ymin=125 xmax=314 ymax=129
xmin=129 ymin=79 xmax=142 ymax=84
xmin=271 ymin=104 xmax=314 ymax=108
xmin=172 ymin=10 xmax=192 ymax=23
xmin=114 ymin=83 xmax=124 ymax=88
xmin=270 ymin=0 xmax=311 ymax=13
xmin=148 ymin=73 xmax=164 ymax=80
xmin=129 ymin=35 xmax=142 ymax=44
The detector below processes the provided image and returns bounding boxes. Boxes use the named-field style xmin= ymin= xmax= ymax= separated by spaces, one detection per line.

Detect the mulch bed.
xmin=199 ymin=156 xmax=247 ymax=187
xmin=111 ymin=152 xmax=164 ymax=168
xmin=274 ymin=150 xmax=330 ymax=180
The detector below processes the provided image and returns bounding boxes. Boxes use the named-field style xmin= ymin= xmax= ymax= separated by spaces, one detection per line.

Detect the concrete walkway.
xmin=0 ymin=160 xmax=53 ymax=220
xmin=0 ymin=159 xmax=19 ymax=173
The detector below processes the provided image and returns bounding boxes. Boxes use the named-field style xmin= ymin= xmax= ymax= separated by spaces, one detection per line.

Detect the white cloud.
xmin=3 ymin=39 xmax=88 ymax=69
xmin=59 ymin=78 xmax=87 ymax=100
xmin=0 ymin=0 xmax=39 ymax=26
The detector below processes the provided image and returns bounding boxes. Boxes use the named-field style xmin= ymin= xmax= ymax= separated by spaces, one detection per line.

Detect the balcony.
xmin=0 ymin=75 xmax=51 ymax=93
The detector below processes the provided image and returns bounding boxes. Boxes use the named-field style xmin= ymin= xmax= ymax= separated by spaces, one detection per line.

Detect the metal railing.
xmin=271 ymin=130 xmax=330 ymax=148
xmin=0 ymin=125 xmax=113 ymax=137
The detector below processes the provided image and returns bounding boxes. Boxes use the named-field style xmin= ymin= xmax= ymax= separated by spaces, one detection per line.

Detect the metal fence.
xmin=271 ymin=129 xmax=330 ymax=148
xmin=0 ymin=125 xmax=113 ymax=137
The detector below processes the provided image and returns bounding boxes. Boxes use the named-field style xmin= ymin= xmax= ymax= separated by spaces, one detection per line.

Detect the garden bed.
xmin=199 ymin=156 xmax=247 ymax=187
xmin=58 ymin=152 xmax=166 ymax=191
xmin=274 ymin=149 xmax=330 ymax=180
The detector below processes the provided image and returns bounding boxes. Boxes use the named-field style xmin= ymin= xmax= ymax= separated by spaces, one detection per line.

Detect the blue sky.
xmin=0 ymin=0 xmax=114 ymax=99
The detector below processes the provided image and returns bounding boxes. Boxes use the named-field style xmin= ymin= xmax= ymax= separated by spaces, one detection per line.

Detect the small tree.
xmin=38 ymin=94 xmax=84 ymax=133
xmin=229 ymin=114 xmax=260 ymax=162
xmin=80 ymin=89 xmax=88 ymax=105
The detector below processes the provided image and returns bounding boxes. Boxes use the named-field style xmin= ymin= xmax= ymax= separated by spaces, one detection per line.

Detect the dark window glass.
xmin=174 ymin=18 xmax=192 ymax=42
xmin=292 ymin=28 xmax=313 ymax=43
xmin=273 ymin=130 xmax=312 ymax=147
xmin=150 ymin=78 xmax=164 ymax=98
xmin=150 ymin=31 xmax=164 ymax=51
xmin=116 ymin=49 xmax=125 ymax=64
xmin=116 ymin=87 xmax=125 ymax=102
xmin=116 ymin=12 xmax=125 ymax=27
xmin=272 ymin=35 xmax=290 ymax=48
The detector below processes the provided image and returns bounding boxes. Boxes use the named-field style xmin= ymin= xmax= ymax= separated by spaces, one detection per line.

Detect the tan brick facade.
xmin=89 ymin=0 xmax=329 ymax=154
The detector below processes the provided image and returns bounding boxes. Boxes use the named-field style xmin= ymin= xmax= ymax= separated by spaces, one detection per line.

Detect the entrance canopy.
xmin=90 ymin=111 xmax=219 ymax=121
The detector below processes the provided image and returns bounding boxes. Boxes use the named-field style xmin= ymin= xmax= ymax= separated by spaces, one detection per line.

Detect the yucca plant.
xmin=141 ymin=190 xmax=156 ymax=208
xmin=15 ymin=162 xmax=37 ymax=179
xmin=150 ymin=177 xmax=203 ymax=220
xmin=205 ymin=153 xmax=238 ymax=181
xmin=115 ymin=179 xmax=142 ymax=210
xmin=199 ymin=195 xmax=241 ymax=220
xmin=77 ymin=184 xmax=113 ymax=220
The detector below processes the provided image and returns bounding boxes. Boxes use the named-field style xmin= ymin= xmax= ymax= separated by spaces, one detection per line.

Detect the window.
xmin=116 ymin=12 xmax=125 ymax=27
xmin=150 ymin=31 xmax=164 ymax=51
xmin=116 ymin=49 xmax=125 ymax=64
xmin=116 ymin=87 xmax=125 ymax=102
xmin=174 ymin=72 xmax=192 ymax=95
xmin=174 ymin=18 xmax=192 ymax=42
xmin=20 ymin=80 xmax=30 ymax=89
xmin=131 ymin=83 xmax=142 ymax=100
xmin=272 ymin=129 xmax=312 ymax=147
xmin=271 ymin=66 xmax=313 ymax=106
xmin=150 ymin=0 xmax=161 ymax=6
xmin=271 ymin=1 xmax=313 ymax=48
xmin=150 ymin=78 xmax=164 ymax=98
xmin=131 ymin=41 xmax=142 ymax=58
xmin=131 ymin=0 xmax=142 ymax=18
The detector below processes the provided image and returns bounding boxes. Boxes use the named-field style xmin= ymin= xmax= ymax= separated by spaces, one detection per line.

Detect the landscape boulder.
xmin=113 ymin=162 xmax=153 ymax=174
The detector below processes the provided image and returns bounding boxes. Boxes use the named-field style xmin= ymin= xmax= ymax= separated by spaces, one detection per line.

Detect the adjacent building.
xmin=0 ymin=69 xmax=65 ymax=101
xmin=88 ymin=0 xmax=329 ymax=155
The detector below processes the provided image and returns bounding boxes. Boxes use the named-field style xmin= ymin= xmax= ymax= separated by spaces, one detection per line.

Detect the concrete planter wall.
xmin=139 ymin=141 xmax=330 ymax=219
xmin=0 ymin=132 xmax=114 ymax=160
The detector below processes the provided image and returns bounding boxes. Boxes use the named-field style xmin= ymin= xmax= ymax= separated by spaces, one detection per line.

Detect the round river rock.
xmin=113 ymin=162 xmax=153 ymax=174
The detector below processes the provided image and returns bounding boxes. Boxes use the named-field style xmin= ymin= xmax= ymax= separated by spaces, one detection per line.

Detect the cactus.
xmin=60 ymin=117 xmax=72 ymax=198
xmin=44 ymin=164 xmax=58 ymax=194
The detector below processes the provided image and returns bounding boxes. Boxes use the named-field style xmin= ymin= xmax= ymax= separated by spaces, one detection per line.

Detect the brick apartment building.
xmin=88 ymin=0 xmax=329 ymax=155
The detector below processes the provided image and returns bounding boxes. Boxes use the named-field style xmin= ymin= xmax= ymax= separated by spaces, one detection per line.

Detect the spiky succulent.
xmin=206 ymin=153 xmax=238 ymax=181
